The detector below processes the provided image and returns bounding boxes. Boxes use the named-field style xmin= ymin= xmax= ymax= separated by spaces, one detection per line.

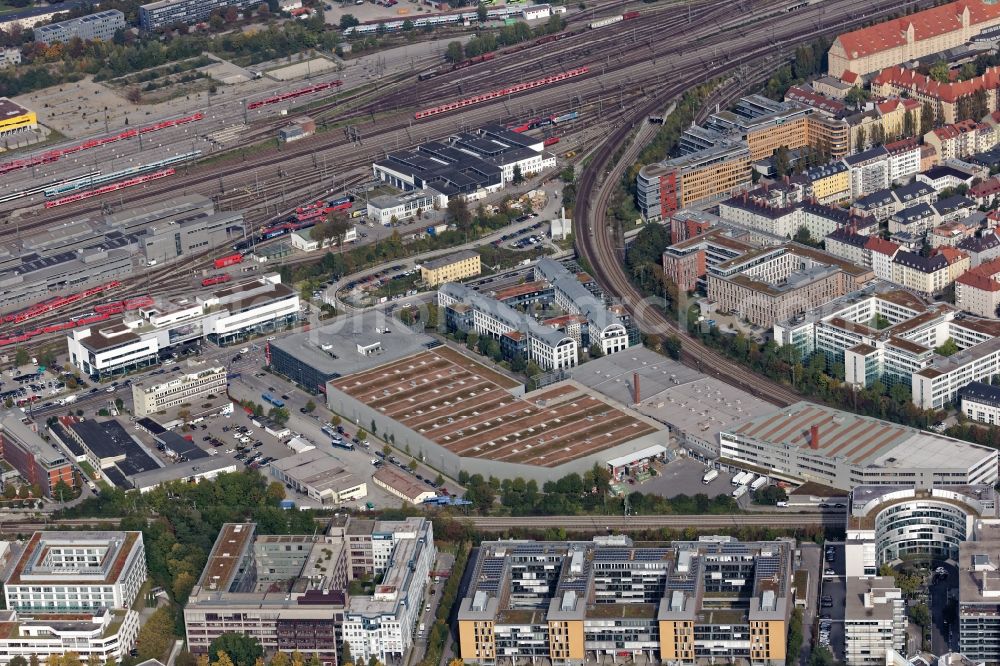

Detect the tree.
xmin=854 ymin=125 xmax=866 ymax=153
xmin=330 ymin=414 xmax=342 ymax=427
xmin=793 ymin=226 xmax=813 ymax=245
xmin=445 ymin=40 xmax=464 ymax=64
xmin=446 ymin=197 xmax=472 ymax=232
xmin=960 ymin=61 xmax=977 ymax=81
xmin=268 ymin=406 xmax=290 ymax=425
xmin=810 ymin=646 xmax=835 ymax=666
xmin=512 ymin=163 xmax=524 ymax=185
xmin=357 ymin=429 xmax=368 ymax=442
xmin=772 ymin=145 xmax=791 ymax=177
xmin=929 ymin=60 xmax=950 ymax=83
xmin=208 ymin=634 xmax=263 ymax=666
xmin=903 ymin=108 xmax=915 ymax=138
xmin=921 ymin=101 xmax=935 ymax=133
xmin=14 ymin=348 xmax=29 ymax=366
xmin=845 ymin=86 xmax=869 ymax=109
xmin=477 ymin=3 xmax=487 ymax=21
xmin=910 ymin=602 xmax=931 ymax=628
xmin=435 ymin=473 xmax=445 ymax=486
xmin=341 ymin=640 xmax=354 ymax=666
xmin=224 ymin=5 xmax=238 ymax=21
xmin=270 ymin=655 xmax=291 ymax=666
xmin=339 ymin=13 xmax=359 ymax=28
xmin=209 ymin=13 xmax=225 ymax=30
xmin=382 ymin=443 xmax=391 ymax=456
xmin=324 ymin=212 xmax=353 ymax=247
xmin=304 ymin=400 xmax=316 ymax=413
xmin=136 ymin=607 xmax=175 ymax=661
xmin=936 ymin=337 xmax=960 ymax=356
xmin=9 ymin=658 xmax=26 ymax=666
xmin=407 ymin=458 xmax=418 ymax=471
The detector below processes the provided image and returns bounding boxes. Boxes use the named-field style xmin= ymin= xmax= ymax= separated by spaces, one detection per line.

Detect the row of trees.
xmin=456 ymin=465 xmax=742 ymax=516
xmin=58 ymin=471 xmax=314 ymax=605
xmin=444 ymin=14 xmax=564 ymax=63
xmin=0 ymin=16 xmax=334 ymax=98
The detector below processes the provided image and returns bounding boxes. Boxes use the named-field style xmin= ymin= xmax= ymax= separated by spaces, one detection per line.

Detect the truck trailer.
xmin=702 ymin=469 xmax=719 ymax=484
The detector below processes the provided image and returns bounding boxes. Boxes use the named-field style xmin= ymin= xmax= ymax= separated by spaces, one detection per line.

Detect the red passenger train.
xmin=414 ymin=67 xmax=589 ymax=120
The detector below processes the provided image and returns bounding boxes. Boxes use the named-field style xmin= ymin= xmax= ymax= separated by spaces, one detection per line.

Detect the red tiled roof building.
xmin=829 ymin=0 xmax=1000 ymax=78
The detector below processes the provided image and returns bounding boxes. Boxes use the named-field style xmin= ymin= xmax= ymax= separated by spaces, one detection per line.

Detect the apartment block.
xmin=420 ymin=250 xmax=481 ymax=287
xmin=872 ymin=64 xmax=1000 ymax=125
xmin=959 ymin=381 xmax=1000 ymax=425
xmin=891 ymin=248 xmax=970 ymax=296
xmin=845 ymin=147 xmax=892 ymax=198
xmin=844 ymin=577 xmax=907 ymax=666
xmin=804 ymin=161 xmax=851 ymax=204
xmin=185 ymin=517 xmax=433 ymax=664
xmin=341 ymin=518 xmax=436 ymax=663
xmin=439 ymin=259 xmax=630 ymax=369
xmin=34 ymin=9 xmax=125 ymax=44
xmin=661 ymin=228 xmax=756 ymax=292
xmin=0 ymin=531 xmax=146 ymax=664
xmin=706 ymin=244 xmax=873 ymax=328
xmin=457 ymin=537 xmax=792 ymax=666
xmin=956 ymin=257 xmax=1000 ymax=316
xmin=139 ymin=0 xmax=255 ymax=29
xmin=4 ymin=531 xmax=147 ymax=613
xmin=829 ymin=2 xmax=1000 ymax=79
xmin=957 ymin=524 xmax=1000 ymax=662
xmin=925 ymin=120 xmax=998 ymax=162
xmin=636 ymin=142 xmax=751 ymax=220
xmin=718 ymin=192 xmax=875 ymax=240
xmin=130 ymin=363 xmax=227 ymax=417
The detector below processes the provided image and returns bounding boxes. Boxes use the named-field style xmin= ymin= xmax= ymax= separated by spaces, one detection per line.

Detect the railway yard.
xmin=0 ymin=0 xmax=937 ymax=403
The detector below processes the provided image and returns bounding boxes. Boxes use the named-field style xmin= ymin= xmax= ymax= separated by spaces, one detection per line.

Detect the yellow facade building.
xmin=0 ymin=98 xmax=37 ymax=137
xmin=420 ymin=249 xmax=481 ymax=286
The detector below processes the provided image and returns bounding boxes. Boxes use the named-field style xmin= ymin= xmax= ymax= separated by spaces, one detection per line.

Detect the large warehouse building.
xmin=325 ymin=344 xmax=664 ymax=482
xmin=828 ymin=0 xmax=1000 ymax=79
xmin=721 ymin=402 xmax=999 ymax=491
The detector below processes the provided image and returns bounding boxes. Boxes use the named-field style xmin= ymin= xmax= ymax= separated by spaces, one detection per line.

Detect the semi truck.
xmin=731 ymin=471 xmax=750 ymax=486
xmin=59 ymin=394 xmax=77 ymax=406
xmin=702 ymin=469 xmax=719 ymax=484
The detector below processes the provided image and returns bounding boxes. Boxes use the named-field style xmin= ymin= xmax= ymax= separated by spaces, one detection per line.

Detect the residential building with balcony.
xmin=457 ymin=537 xmax=793 ymax=666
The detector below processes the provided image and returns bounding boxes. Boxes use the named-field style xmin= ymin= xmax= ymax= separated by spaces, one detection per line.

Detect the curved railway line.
xmin=573 ymin=0 xmax=935 ymax=408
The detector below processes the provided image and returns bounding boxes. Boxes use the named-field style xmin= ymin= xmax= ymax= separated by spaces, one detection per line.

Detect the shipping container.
xmin=214 ymin=254 xmax=243 ymax=269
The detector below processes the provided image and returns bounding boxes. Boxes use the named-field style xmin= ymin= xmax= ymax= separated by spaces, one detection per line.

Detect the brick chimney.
xmin=809 ymin=424 xmax=820 ymax=450
xmin=633 ymin=372 xmax=640 ymax=404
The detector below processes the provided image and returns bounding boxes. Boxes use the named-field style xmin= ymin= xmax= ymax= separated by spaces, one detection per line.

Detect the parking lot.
xmin=819 ymin=542 xmax=845 ymax=660
xmin=637 ymin=458 xmax=737 ymax=498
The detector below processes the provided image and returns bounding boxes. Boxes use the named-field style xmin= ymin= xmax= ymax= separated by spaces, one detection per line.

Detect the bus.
xmin=262 ymin=393 xmax=285 ymax=408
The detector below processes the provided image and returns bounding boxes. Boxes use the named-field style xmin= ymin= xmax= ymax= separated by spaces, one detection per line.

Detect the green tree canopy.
xmin=208 ymin=633 xmax=263 ymax=666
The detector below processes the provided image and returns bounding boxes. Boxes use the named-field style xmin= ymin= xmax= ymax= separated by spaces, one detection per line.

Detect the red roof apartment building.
xmin=828 ymin=0 xmax=1000 ymax=79
xmin=872 ymin=66 xmax=1000 ymax=124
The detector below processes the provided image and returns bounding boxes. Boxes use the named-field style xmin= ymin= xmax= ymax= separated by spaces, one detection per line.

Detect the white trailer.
xmin=731 ymin=471 xmax=750 ymax=486
xmin=750 ymin=476 xmax=768 ymax=491
xmin=732 ymin=485 xmax=749 ymax=499
xmin=702 ymin=469 xmax=719 ymax=484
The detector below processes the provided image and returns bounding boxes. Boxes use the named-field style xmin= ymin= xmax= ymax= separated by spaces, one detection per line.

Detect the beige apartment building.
xmin=131 ymin=364 xmax=227 ymax=417
xmin=420 ymin=250 xmax=481 ymax=286
xmin=872 ymin=66 xmax=1000 ymax=125
xmin=828 ymin=0 xmax=1000 ymax=78
xmin=891 ymin=248 xmax=970 ymax=297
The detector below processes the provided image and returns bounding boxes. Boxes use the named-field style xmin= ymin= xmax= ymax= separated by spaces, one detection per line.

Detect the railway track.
xmin=572 ymin=0 xmax=937 ymax=408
